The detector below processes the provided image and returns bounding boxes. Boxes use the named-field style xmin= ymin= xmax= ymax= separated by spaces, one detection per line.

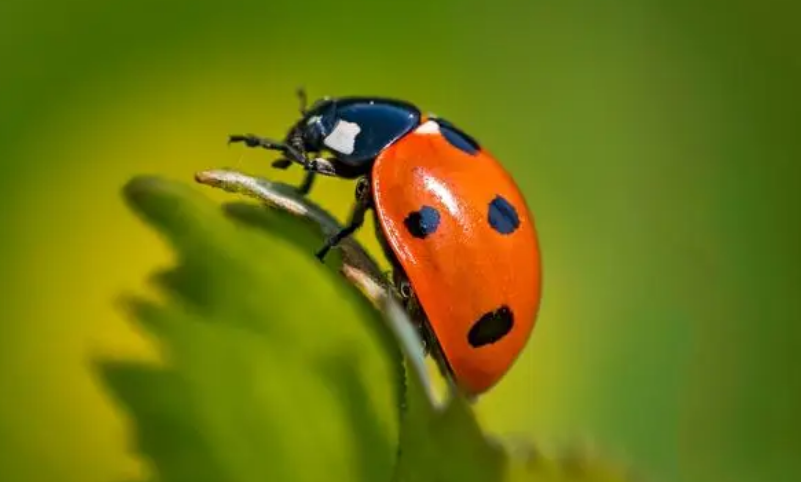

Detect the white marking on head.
xmin=306 ymin=115 xmax=322 ymax=126
xmin=323 ymin=119 xmax=361 ymax=154
xmin=415 ymin=120 xmax=441 ymax=134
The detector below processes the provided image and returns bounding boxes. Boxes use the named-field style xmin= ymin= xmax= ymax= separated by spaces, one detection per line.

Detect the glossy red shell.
xmin=371 ymin=121 xmax=542 ymax=395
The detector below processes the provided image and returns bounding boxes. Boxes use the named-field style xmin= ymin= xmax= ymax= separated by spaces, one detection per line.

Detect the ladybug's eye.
xmin=302 ymin=115 xmax=326 ymax=145
xmin=432 ymin=118 xmax=480 ymax=156
xmin=299 ymin=100 xmax=338 ymax=150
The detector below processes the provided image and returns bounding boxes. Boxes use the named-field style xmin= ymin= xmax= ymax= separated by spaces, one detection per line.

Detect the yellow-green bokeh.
xmin=1 ymin=1 xmax=799 ymax=482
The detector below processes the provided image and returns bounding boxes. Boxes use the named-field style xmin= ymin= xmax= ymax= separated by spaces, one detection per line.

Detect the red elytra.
xmin=229 ymin=95 xmax=543 ymax=396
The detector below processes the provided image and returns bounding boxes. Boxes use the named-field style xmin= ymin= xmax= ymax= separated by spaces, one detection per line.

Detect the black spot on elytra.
xmin=404 ymin=205 xmax=441 ymax=239
xmin=433 ymin=118 xmax=480 ymax=155
xmin=488 ymin=195 xmax=520 ymax=234
xmin=468 ymin=305 xmax=514 ymax=347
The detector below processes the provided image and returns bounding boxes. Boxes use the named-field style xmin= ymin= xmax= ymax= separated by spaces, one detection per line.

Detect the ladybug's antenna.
xmin=296 ymin=86 xmax=308 ymax=115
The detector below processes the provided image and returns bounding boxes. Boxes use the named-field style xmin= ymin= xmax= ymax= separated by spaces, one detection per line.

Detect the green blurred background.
xmin=1 ymin=1 xmax=799 ymax=481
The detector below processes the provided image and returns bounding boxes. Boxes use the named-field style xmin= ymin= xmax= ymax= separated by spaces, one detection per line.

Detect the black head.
xmin=285 ymin=96 xmax=422 ymax=177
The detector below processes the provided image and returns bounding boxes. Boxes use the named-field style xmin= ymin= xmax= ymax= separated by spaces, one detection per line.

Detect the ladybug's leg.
xmin=283 ymin=157 xmax=343 ymax=196
xmin=266 ymin=159 xmax=317 ymax=195
xmin=389 ymin=269 xmax=434 ymax=356
xmin=315 ymin=177 xmax=371 ymax=261
xmin=294 ymin=156 xmax=346 ymax=195
xmin=229 ymin=133 xmax=339 ymax=195
xmin=396 ymin=278 xmax=432 ymax=356
xmin=297 ymin=171 xmax=317 ymax=195
xmin=273 ymin=155 xmax=341 ymax=196
xmin=228 ymin=134 xmax=307 ymax=165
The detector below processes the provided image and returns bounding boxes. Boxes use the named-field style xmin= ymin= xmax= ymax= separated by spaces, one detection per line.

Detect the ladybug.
xmin=229 ymin=90 xmax=542 ymax=396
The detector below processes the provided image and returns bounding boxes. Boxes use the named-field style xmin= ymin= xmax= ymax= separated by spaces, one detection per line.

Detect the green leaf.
xmin=100 ymin=176 xmax=403 ymax=482
xmin=99 ymin=171 xmax=642 ymax=482
xmin=395 ymin=376 xmax=506 ymax=482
